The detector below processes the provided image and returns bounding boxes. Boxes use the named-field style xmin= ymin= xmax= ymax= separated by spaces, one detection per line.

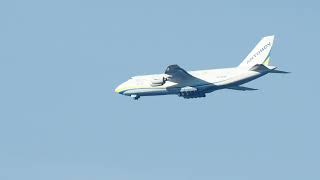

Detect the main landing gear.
xmin=131 ymin=94 xmax=140 ymax=100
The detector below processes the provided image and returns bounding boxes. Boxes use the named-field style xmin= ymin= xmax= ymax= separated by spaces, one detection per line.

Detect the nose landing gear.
xmin=131 ymin=94 xmax=140 ymax=100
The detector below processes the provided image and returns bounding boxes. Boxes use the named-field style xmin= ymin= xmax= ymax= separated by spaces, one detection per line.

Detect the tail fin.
xmin=238 ymin=35 xmax=274 ymax=70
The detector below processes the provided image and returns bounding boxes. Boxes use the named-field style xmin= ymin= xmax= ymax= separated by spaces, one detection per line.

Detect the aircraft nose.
xmin=115 ymin=82 xmax=126 ymax=94
xmin=115 ymin=85 xmax=121 ymax=93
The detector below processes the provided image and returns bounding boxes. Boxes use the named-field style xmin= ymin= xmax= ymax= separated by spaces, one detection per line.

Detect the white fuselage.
xmin=115 ymin=66 xmax=269 ymax=97
xmin=114 ymin=35 xmax=280 ymax=99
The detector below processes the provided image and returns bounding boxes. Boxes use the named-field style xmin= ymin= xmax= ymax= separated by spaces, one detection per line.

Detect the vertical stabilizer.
xmin=238 ymin=35 xmax=274 ymax=70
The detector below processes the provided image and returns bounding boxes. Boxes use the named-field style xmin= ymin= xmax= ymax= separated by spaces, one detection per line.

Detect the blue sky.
xmin=0 ymin=0 xmax=319 ymax=180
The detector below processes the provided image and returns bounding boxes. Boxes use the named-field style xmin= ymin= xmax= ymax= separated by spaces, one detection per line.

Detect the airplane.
xmin=115 ymin=35 xmax=288 ymax=100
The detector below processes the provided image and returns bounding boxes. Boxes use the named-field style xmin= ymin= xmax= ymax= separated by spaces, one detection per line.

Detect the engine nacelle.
xmin=150 ymin=77 xmax=167 ymax=87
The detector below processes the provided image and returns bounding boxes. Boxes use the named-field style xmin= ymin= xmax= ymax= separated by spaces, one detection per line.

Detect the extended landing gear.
xmin=178 ymin=91 xmax=206 ymax=99
xmin=131 ymin=94 xmax=140 ymax=100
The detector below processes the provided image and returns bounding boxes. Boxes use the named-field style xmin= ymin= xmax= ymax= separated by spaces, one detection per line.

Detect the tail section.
xmin=238 ymin=35 xmax=274 ymax=70
xmin=269 ymin=69 xmax=290 ymax=74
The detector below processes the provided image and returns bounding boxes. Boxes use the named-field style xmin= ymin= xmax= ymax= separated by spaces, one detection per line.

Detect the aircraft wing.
xmin=165 ymin=64 xmax=202 ymax=83
xmin=227 ymin=86 xmax=258 ymax=91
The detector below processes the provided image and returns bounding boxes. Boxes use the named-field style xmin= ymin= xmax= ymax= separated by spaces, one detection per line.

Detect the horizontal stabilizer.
xmin=250 ymin=64 xmax=290 ymax=74
xmin=227 ymin=86 xmax=258 ymax=91
xmin=270 ymin=69 xmax=291 ymax=74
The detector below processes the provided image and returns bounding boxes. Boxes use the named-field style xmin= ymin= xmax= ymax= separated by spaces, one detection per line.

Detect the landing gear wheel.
xmin=131 ymin=95 xmax=140 ymax=100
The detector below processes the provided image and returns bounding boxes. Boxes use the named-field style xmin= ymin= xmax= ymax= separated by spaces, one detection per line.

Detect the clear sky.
xmin=0 ymin=0 xmax=319 ymax=180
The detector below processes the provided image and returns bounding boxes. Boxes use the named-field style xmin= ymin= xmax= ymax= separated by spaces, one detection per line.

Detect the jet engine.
xmin=150 ymin=77 xmax=167 ymax=87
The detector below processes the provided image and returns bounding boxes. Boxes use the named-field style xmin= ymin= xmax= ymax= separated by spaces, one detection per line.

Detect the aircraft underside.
xmin=125 ymin=70 xmax=274 ymax=100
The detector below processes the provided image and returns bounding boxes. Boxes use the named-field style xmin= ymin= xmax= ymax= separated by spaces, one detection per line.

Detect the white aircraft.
xmin=115 ymin=35 xmax=288 ymax=100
